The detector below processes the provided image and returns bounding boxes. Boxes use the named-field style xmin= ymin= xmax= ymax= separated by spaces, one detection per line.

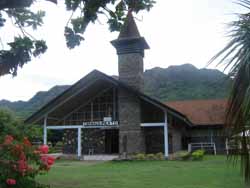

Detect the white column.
xmin=43 ymin=115 xmax=48 ymax=145
xmin=77 ymin=127 xmax=82 ymax=158
xmin=225 ymin=138 xmax=229 ymax=155
xmin=113 ymin=88 xmax=116 ymax=120
xmin=188 ymin=144 xmax=191 ymax=152
xmin=164 ymin=111 xmax=169 ymax=158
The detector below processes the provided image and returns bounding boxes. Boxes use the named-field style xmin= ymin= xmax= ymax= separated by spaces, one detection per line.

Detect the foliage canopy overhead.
xmin=0 ymin=0 xmax=155 ymax=77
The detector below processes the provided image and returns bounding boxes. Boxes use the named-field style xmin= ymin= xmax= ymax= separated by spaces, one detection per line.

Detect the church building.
xmin=25 ymin=12 xmax=226 ymax=158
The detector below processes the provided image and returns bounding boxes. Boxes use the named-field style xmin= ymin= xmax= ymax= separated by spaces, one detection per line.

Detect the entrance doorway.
xmin=105 ymin=129 xmax=119 ymax=154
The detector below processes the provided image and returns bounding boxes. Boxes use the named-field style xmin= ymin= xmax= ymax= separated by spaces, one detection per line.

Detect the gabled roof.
xmin=165 ymin=99 xmax=227 ymax=126
xmin=25 ymin=70 xmax=192 ymax=126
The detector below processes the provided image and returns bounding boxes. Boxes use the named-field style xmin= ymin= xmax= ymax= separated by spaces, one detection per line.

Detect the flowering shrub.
xmin=0 ymin=135 xmax=55 ymax=188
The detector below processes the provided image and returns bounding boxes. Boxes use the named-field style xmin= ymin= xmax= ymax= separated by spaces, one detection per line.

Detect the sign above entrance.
xmin=83 ymin=121 xmax=119 ymax=127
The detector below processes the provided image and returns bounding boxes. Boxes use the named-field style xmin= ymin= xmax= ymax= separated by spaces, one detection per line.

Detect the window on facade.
xmin=64 ymin=88 xmax=117 ymax=125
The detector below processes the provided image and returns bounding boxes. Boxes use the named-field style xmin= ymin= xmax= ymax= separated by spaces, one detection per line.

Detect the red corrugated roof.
xmin=165 ymin=99 xmax=227 ymax=126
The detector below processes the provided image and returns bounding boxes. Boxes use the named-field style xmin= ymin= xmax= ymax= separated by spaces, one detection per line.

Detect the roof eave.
xmin=25 ymin=70 xmax=194 ymax=128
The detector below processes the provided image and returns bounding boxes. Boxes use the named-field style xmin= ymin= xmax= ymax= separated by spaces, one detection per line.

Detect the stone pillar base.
xmin=63 ymin=129 xmax=77 ymax=154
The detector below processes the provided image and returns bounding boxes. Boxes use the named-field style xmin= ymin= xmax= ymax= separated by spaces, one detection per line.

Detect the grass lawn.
xmin=38 ymin=155 xmax=244 ymax=188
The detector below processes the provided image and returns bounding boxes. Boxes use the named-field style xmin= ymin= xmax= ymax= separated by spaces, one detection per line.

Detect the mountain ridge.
xmin=0 ymin=64 xmax=231 ymax=119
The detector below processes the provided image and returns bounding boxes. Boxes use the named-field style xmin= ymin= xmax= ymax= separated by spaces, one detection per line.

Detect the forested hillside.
xmin=0 ymin=64 xmax=231 ymax=119
xmin=144 ymin=64 xmax=230 ymax=101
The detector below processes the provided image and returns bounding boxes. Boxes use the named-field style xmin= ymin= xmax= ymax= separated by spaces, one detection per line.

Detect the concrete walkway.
xmin=84 ymin=155 xmax=118 ymax=161
xmin=49 ymin=153 xmax=119 ymax=161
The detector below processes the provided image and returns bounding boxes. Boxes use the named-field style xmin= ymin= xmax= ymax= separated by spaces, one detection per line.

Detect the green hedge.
xmin=173 ymin=151 xmax=191 ymax=160
xmin=191 ymin=149 xmax=205 ymax=161
xmin=132 ymin=152 xmax=165 ymax=160
xmin=172 ymin=150 xmax=205 ymax=161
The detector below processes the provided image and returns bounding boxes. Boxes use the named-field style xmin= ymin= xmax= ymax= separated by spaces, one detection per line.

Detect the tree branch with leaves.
xmin=0 ymin=0 xmax=155 ymax=77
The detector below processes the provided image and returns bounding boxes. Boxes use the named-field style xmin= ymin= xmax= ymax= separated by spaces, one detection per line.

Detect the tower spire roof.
xmin=111 ymin=10 xmax=149 ymax=56
xmin=118 ymin=10 xmax=141 ymax=39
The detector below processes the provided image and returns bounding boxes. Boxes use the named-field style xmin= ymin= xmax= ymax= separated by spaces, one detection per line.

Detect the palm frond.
xmin=237 ymin=0 xmax=250 ymax=9
xmin=209 ymin=0 xmax=250 ymax=184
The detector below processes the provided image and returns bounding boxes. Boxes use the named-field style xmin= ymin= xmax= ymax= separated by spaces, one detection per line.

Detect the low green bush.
xmin=173 ymin=151 xmax=191 ymax=160
xmin=48 ymin=147 xmax=57 ymax=154
xmin=146 ymin=154 xmax=157 ymax=160
xmin=56 ymin=141 xmax=63 ymax=147
xmin=155 ymin=152 xmax=164 ymax=160
xmin=191 ymin=149 xmax=205 ymax=161
xmin=132 ymin=153 xmax=165 ymax=160
xmin=132 ymin=153 xmax=146 ymax=160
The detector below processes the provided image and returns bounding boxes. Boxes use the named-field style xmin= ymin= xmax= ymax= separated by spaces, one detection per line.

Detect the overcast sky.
xmin=0 ymin=0 xmax=247 ymax=102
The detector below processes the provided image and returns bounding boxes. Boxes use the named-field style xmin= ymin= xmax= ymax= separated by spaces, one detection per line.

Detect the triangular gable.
xmin=25 ymin=70 xmax=193 ymax=127
xmin=25 ymin=70 xmax=117 ymax=124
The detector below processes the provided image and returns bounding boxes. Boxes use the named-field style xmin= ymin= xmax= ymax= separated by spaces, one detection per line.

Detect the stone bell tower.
xmin=111 ymin=11 xmax=149 ymax=155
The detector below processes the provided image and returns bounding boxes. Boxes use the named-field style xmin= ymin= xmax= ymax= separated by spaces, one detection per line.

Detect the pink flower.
xmin=38 ymin=145 xmax=49 ymax=154
xmin=40 ymin=155 xmax=47 ymax=163
xmin=19 ymin=152 xmax=26 ymax=161
xmin=23 ymin=137 xmax=32 ymax=147
xmin=40 ymin=155 xmax=55 ymax=171
xmin=47 ymin=156 xmax=55 ymax=166
xmin=4 ymin=135 xmax=14 ymax=145
xmin=18 ymin=159 xmax=28 ymax=176
xmin=41 ymin=155 xmax=55 ymax=165
xmin=6 ymin=178 xmax=16 ymax=185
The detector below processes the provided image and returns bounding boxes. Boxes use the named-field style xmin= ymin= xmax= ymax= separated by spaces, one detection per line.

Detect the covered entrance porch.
xmin=44 ymin=124 xmax=119 ymax=158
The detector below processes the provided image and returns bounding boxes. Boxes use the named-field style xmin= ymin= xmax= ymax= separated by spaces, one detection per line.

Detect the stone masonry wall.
xmin=82 ymin=129 xmax=106 ymax=154
xmin=118 ymin=88 xmax=145 ymax=154
xmin=144 ymin=127 xmax=183 ymax=154
xmin=171 ymin=128 xmax=182 ymax=153
xmin=62 ymin=129 xmax=77 ymax=154
xmin=118 ymin=51 xmax=145 ymax=155
xmin=63 ymin=129 xmax=106 ymax=155
xmin=118 ymin=53 xmax=144 ymax=91
xmin=144 ymin=127 xmax=164 ymax=154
